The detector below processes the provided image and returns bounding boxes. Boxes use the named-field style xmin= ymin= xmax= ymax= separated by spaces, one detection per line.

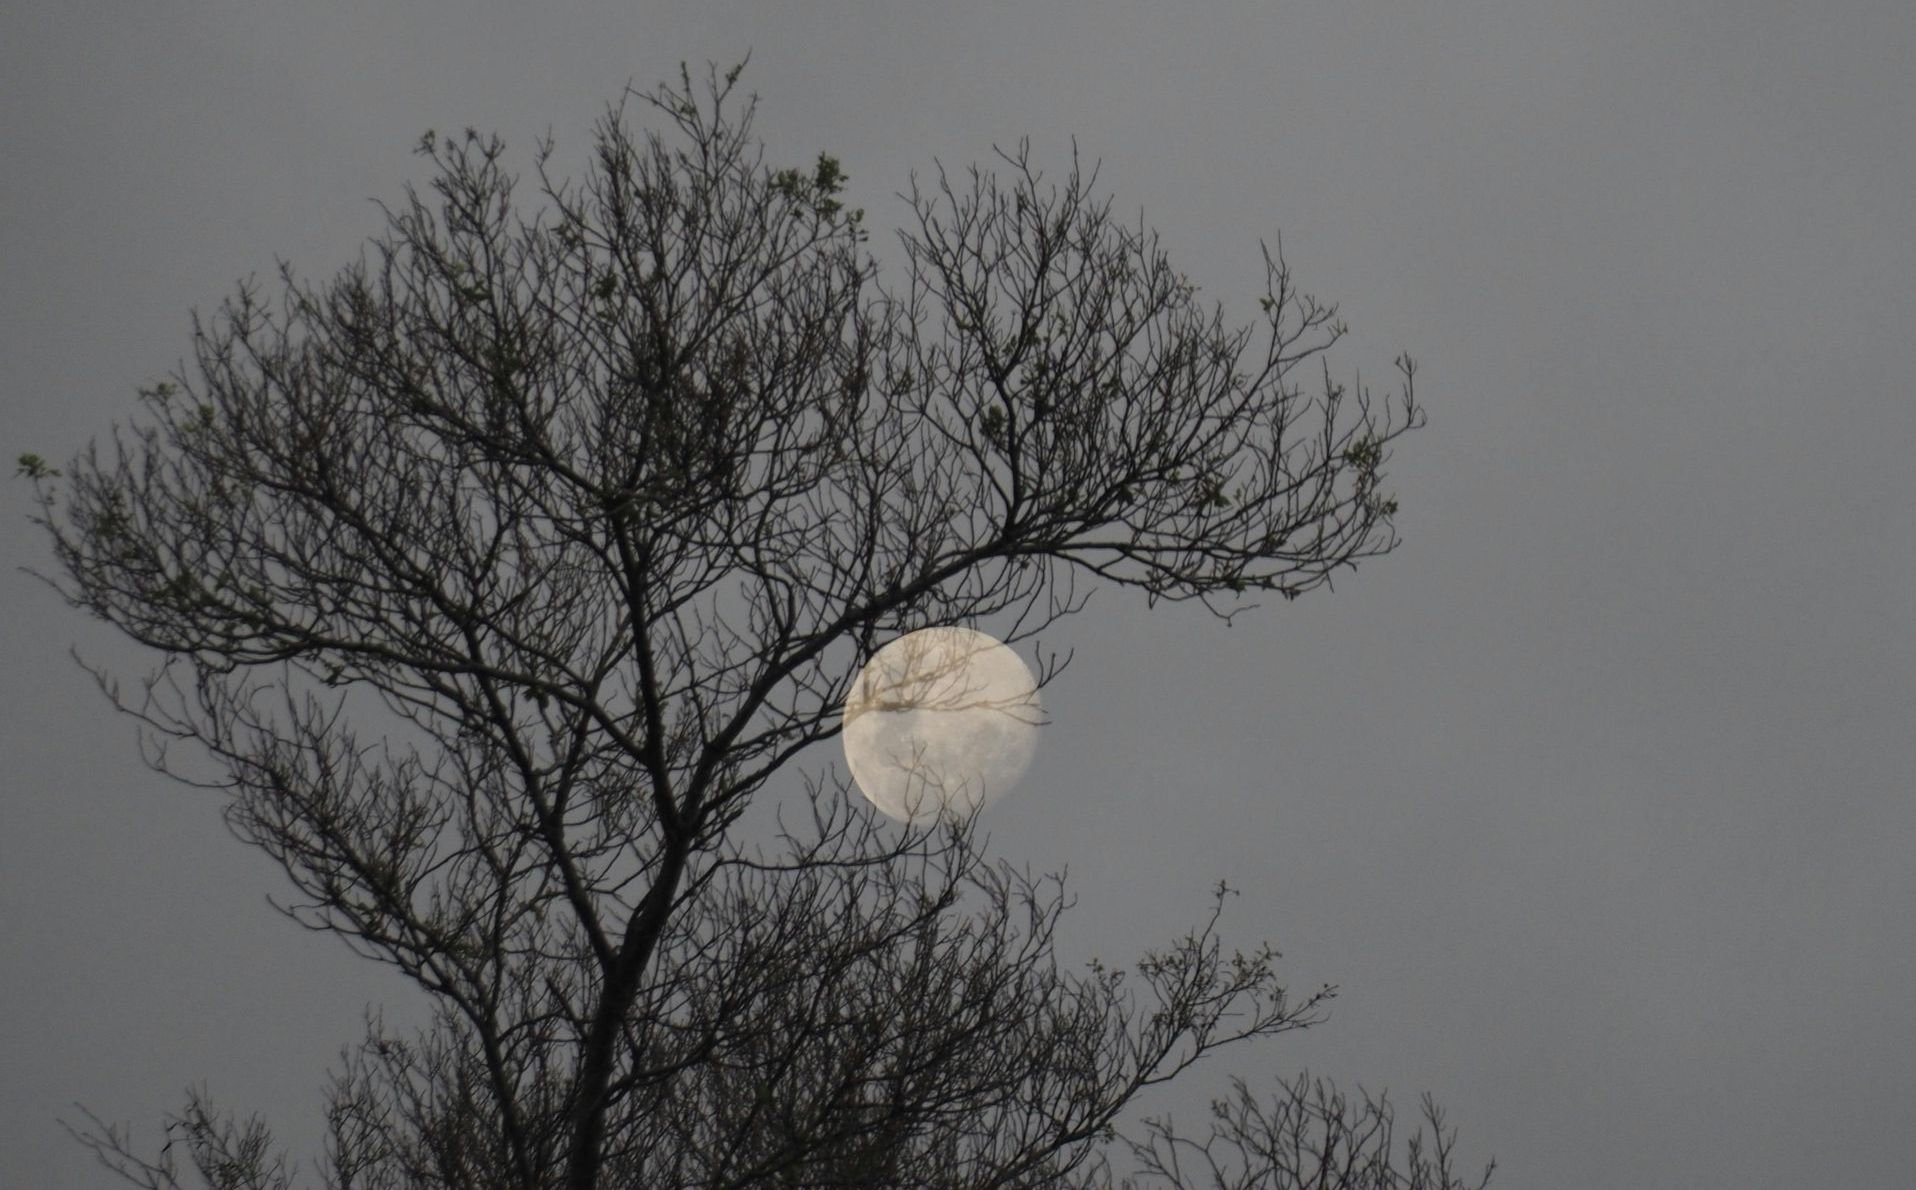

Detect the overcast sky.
xmin=6 ymin=3 xmax=1914 ymax=1187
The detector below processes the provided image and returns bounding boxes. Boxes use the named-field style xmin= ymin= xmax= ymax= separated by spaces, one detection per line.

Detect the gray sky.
xmin=5 ymin=3 xmax=1913 ymax=1186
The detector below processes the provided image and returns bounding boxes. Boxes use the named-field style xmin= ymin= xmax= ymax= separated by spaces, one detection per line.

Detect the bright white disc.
xmin=841 ymin=626 xmax=1042 ymax=824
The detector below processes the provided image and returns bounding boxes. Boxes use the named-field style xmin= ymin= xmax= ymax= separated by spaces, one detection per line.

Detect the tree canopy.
xmin=24 ymin=62 xmax=1484 ymax=1190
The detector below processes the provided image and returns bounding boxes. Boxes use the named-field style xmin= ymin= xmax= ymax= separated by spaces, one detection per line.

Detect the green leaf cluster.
xmin=15 ymin=452 xmax=60 ymax=480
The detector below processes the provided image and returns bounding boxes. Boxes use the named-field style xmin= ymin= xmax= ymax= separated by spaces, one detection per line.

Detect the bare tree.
xmin=1121 ymin=1073 xmax=1496 ymax=1190
xmin=23 ymin=60 xmax=1476 ymax=1190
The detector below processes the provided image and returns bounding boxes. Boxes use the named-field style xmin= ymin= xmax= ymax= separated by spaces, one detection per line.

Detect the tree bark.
xmin=563 ymin=839 xmax=687 ymax=1190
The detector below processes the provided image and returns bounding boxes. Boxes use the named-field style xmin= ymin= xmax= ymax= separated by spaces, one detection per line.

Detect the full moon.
xmin=841 ymin=627 xmax=1043 ymax=824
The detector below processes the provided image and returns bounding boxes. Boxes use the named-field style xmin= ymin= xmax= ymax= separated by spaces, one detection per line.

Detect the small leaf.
xmin=15 ymin=453 xmax=61 ymax=479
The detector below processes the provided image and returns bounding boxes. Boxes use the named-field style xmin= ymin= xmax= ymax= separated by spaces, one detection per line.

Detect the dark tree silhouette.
xmin=25 ymin=61 xmax=1485 ymax=1190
